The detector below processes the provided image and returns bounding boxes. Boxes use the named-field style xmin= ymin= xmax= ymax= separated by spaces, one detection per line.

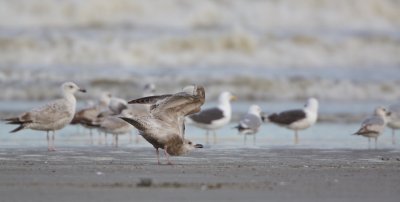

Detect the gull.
xmin=186 ymin=91 xmax=236 ymax=144
xmin=96 ymin=110 xmax=135 ymax=148
xmin=71 ymin=92 xmax=111 ymax=143
xmin=267 ymin=98 xmax=319 ymax=144
xmin=109 ymin=96 xmax=128 ymax=115
xmin=3 ymin=82 xmax=86 ymax=151
xmin=388 ymin=103 xmax=400 ymax=145
xmin=354 ymin=106 xmax=391 ymax=149
xmin=120 ymin=85 xmax=205 ymax=165
xmin=234 ymin=105 xmax=263 ymax=145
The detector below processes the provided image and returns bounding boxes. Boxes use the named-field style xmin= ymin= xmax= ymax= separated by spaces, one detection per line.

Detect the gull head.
xmin=304 ymin=97 xmax=319 ymax=112
xmin=219 ymin=91 xmax=236 ymax=103
xmin=181 ymin=139 xmax=203 ymax=154
xmin=62 ymin=82 xmax=86 ymax=94
xmin=248 ymin=104 xmax=262 ymax=116
xmin=374 ymin=106 xmax=391 ymax=118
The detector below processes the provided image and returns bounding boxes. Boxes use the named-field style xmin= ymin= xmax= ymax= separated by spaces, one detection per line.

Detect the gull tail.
xmin=3 ymin=117 xmax=22 ymax=124
xmin=119 ymin=117 xmax=146 ymax=131
xmin=10 ymin=125 xmax=25 ymax=133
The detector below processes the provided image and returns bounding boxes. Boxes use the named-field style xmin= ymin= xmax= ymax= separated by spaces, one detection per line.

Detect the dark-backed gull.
xmin=186 ymin=91 xmax=236 ymax=144
xmin=267 ymin=98 xmax=319 ymax=144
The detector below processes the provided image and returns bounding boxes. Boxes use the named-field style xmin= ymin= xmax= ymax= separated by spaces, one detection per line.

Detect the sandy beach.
xmin=0 ymin=146 xmax=399 ymax=202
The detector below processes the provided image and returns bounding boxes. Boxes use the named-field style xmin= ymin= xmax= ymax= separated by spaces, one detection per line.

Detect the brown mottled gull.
xmin=3 ymin=82 xmax=86 ymax=151
xmin=120 ymin=85 xmax=205 ymax=165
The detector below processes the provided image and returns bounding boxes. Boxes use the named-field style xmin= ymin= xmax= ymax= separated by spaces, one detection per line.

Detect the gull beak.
xmin=79 ymin=89 xmax=87 ymax=93
xmin=194 ymin=144 xmax=203 ymax=148
xmin=230 ymin=95 xmax=237 ymax=101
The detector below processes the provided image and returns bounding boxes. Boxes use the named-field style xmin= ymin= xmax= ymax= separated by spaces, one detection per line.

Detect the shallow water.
xmin=1 ymin=120 xmax=398 ymax=150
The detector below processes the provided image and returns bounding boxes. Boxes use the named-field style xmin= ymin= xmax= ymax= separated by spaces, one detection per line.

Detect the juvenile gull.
xmin=109 ymin=96 xmax=128 ymax=115
xmin=267 ymin=98 xmax=319 ymax=144
xmin=234 ymin=105 xmax=263 ymax=145
xmin=71 ymin=92 xmax=111 ymax=143
xmin=354 ymin=106 xmax=391 ymax=149
xmin=3 ymin=82 xmax=86 ymax=151
xmin=388 ymin=103 xmax=400 ymax=145
xmin=186 ymin=91 xmax=236 ymax=144
xmin=120 ymin=85 xmax=205 ymax=165
xmin=96 ymin=110 xmax=134 ymax=148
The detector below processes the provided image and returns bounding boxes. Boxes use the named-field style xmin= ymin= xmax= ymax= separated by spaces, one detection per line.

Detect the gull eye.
xmin=188 ymin=141 xmax=192 ymax=145
xmin=69 ymin=85 xmax=73 ymax=89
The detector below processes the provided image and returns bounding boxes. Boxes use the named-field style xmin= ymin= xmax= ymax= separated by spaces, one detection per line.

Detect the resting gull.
xmin=388 ymin=103 xmax=400 ymax=145
xmin=109 ymin=96 xmax=128 ymax=115
xmin=234 ymin=105 xmax=263 ymax=145
xmin=96 ymin=110 xmax=134 ymax=148
xmin=3 ymin=82 xmax=86 ymax=151
xmin=186 ymin=91 xmax=236 ymax=144
xmin=354 ymin=106 xmax=391 ymax=149
xmin=266 ymin=98 xmax=319 ymax=144
xmin=120 ymin=85 xmax=205 ymax=165
xmin=71 ymin=92 xmax=111 ymax=143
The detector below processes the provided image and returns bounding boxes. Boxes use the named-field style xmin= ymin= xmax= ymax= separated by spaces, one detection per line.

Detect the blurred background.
xmin=0 ymin=0 xmax=399 ymax=100
xmin=0 ymin=0 xmax=399 ymax=148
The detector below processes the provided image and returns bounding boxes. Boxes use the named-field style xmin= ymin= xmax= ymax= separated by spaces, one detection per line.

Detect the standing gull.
xmin=96 ymin=110 xmax=135 ymax=148
xmin=3 ymin=82 xmax=86 ymax=151
xmin=71 ymin=92 xmax=111 ymax=144
xmin=120 ymin=85 xmax=205 ymax=165
xmin=354 ymin=106 xmax=391 ymax=149
xmin=235 ymin=105 xmax=263 ymax=145
xmin=388 ymin=103 xmax=400 ymax=145
xmin=267 ymin=98 xmax=319 ymax=144
xmin=186 ymin=91 xmax=236 ymax=144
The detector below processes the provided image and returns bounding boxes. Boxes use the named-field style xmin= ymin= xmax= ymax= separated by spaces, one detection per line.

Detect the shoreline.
xmin=0 ymin=147 xmax=399 ymax=202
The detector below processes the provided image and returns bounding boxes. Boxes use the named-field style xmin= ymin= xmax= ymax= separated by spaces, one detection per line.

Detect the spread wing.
xmin=152 ymin=86 xmax=205 ymax=121
xmin=128 ymin=94 xmax=173 ymax=111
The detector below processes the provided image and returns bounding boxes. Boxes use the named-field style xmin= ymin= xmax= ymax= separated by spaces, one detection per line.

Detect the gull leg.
xmin=50 ymin=130 xmax=56 ymax=151
xmin=244 ymin=134 xmax=247 ymax=145
xmin=392 ymin=129 xmax=396 ymax=145
xmin=98 ymin=132 xmax=102 ymax=145
xmin=253 ymin=134 xmax=256 ymax=145
xmin=164 ymin=146 xmax=172 ymax=165
xmin=206 ymin=130 xmax=209 ymax=145
xmin=112 ymin=134 xmax=115 ymax=147
xmin=129 ymin=131 xmax=133 ymax=144
xmin=156 ymin=148 xmax=161 ymax=165
xmin=135 ymin=133 xmax=140 ymax=144
xmin=294 ymin=130 xmax=299 ymax=145
xmin=115 ymin=134 xmax=119 ymax=148
xmin=89 ymin=129 xmax=93 ymax=145
xmin=46 ymin=131 xmax=51 ymax=151
xmin=374 ymin=137 xmax=378 ymax=150
xmin=104 ymin=132 xmax=108 ymax=146
xmin=213 ymin=131 xmax=217 ymax=144
xmin=368 ymin=138 xmax=371 ymax=150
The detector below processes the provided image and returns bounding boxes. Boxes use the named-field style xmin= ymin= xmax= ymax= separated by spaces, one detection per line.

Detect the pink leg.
xmin=164 ymin=146 xmax=172 ymax=165
xmin=49 ymin=131 xmax=56 ymax=151
xmin=156 ymin=148 xmax=160 ymax=165
xmin=46 ymin=131 xmax=51 ymax=151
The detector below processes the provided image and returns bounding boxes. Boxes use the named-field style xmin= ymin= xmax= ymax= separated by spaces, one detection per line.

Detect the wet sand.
xmin=0 ymin=146 xmax=399 ymax=202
